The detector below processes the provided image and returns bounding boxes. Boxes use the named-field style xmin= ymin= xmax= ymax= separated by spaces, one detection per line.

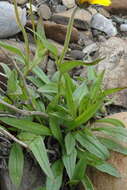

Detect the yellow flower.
xmin=76 ymin=0 xmax=111 ymax=6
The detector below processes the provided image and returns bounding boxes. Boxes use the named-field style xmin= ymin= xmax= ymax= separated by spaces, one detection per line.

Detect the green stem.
xmin=57 ymin=6 xmax=78 ymax=98
xmin=58 ymin=6 xmax=78 ymax=65
xmin=29 ymin=0 xmax=36 ymax=41
xmin=13 ymin=0 xmax=30 ymax=64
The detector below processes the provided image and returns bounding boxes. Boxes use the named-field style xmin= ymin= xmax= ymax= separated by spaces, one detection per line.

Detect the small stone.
xmin=120 ymin=24 xmax=127 ymax=32
xmin=10 ymin=0 xmax=27 ymax=4
xmin=0 ymin=1 xmax=26 ymax=38
xmin=54 ymin=5 xmax=67 ymax=13
xmin=44 ymin=21 xmax=78 ymax=44
xmin=62 ymin=0 xmax=75 ymax=8
xmin=38 ymin=4 xmax=52 ymax=20
xmin=67 ymin=50 xmax=85 ymax=60
xmin=91 ymin=13 xmax=117 ymax=37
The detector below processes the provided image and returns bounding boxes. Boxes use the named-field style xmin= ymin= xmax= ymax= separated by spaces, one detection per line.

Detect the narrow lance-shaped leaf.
xmin=49 ymin=117 xmax=63 ymax=145
xmin=95 ymin=162 xmax=120 ymax=178
xmin=72 ymin=157 xmax=87 ymax=181
xmin=81 ymin=175 xmax=94 ymax=190
xmin=73 ymin=81 xmax=89 ymax=106
xmin=65 ymin=133 xmax=75 ymax=155
xmin=99 ymin=137 xmax=127 ymax=155
xmin=93 ymin=126 xmax=127 ymax=142
xmin=46 ymin=160 xmax=63 ymax=190
xmin=0 ymin=117 xmax=51 ymax=136
xmin=74 ymin=131 xmax=109 ymax=160
xmin=95 ymin=118 xmax=125 ymax=128
xmin=68 ymin=100 xmax=103 ymax=130
xmin=62 ymin=149 xmax=77 ymax=179
xmin=9 ymin=143 xmax=24 ymax=187
xmin=29 ymin=136 xmax=54 ymax=179
xmin=64 ymin=73 xmax=76 ymax=118
xmin=59 ymin=58 xmax=103 ymax=73
xmin=89 ymin=71 xmax=104 ymax=102
xmin=33 ymin=66 xmax=50 ymax=84
xmin=0 ymin=41 xmax=25 ymax=61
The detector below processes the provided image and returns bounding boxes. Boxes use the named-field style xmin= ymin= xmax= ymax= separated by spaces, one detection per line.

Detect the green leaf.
xmin=96 ymin=118 xmax=125 ymax=128
xmin=99 ymin=137 xmax=127 ymax=155
xmin=75 ymin=131 xmax=109 ymax=160
xmin=46 ymin=160 xmax=63 ymax=190
xmin=9 ymin=143 xmax=24 ymax=187
xmin=78 ymin=150 xmax=103 ymax=166
xmin=0 ymin=41 xmax=25 ymax=61
xmin=87 ymin=66 xmax=97 ymax=81
xmin=72 ymin=157 xmax=86 ymax=181
xmin=93 ymin=126 xmax=127 ymax=142
xmin=64 ymin=73 xmax=76 ymax=118
xmin=82 ymin=175 xmax=94 ymax=190
xmin=18 ymin=132 xmax=38 ymax=145
xmin=62 ymin=149 xmax=77 ymax=179
xmin=41 ymin=38 xmax=58 ymax=56
xmin=49 ymin=117 xmax=63 ymax=145
xmin=0 ymin=117 xmax=51 ymax=136
xmin=29 ymin=27 xmax=58 ymax=56
xmin=65 ymin=133 xmax=75 ymax=155
xmin=95 ymin=162 xmax=120 ymax=178
xmin=0 ymin=62 xmax=11 ymax=78
xmin=27 ymin=76 xmax=44 ymax=88
xmin=37 ymin=18 xmax=46 ymax=40
xmin=102 ymin=87 xmax=127 ymax=97
xmin=73 ymin=81 xmax=89 ymax=106
xmin=29 ymin=136 xmax=54 ymax=179
xmin=33 ymin=66 xmax=50 ymax=84
xmin=90 ymin=71 xmax=104 ymax=102
xmin=68 ymin=100 xmax=102 ymax=130
xmin=7 ymin=70 xmax=22 ymax=95
xmin=59 ymin=59 xmax=102 ymax=73
xmin=38 ymin=83 xmax=58 ymax=94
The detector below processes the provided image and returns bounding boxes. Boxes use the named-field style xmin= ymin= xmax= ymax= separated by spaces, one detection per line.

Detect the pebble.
xmin=91 ymin=13 xmax=117 ymax=37
xmin=62 ymin=0 xmax=75 ymax=8
xmin=67 ymin=50 xmax=85 ymax=60
xmin=120 ymin=24 xmax=127 ymax=32
xmin=38 ymin=4 xmax=52 ymax=20
xmin=10 ymin=0 xmax=27 ymax=4
xmin=0 ymin=1 xmax=26 ymax=38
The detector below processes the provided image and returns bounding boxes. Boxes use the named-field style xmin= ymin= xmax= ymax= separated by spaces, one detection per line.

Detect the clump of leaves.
xmin=0 ymin=3 xmax=127 ymax=190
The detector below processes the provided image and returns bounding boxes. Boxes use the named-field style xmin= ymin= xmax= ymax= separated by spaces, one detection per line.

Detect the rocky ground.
xmin=1 ymin=0 xmax=127 ymax=190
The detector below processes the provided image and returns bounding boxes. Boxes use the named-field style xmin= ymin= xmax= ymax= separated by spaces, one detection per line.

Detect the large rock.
xmin=79 ymin=112 xmax=127 ymax=190
xmin=52 ymin=8 xmax=92 ymax=30
xmin=0 ymin=1 xmax=26 ymax=38
xmin=81 ymin=37 xmax=127 ymax=108
xmin=105 ymin=0 xmax=127 ymax=13
xmin=0 ymin=157 xmax=44 ymax=190
xmin=91 ymin=13 xmax=117 ymax=37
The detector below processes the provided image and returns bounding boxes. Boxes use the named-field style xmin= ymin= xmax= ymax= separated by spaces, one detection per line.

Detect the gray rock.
xmin=91 ymin=13 xmax=117 ymax=37
xmin=38 ymin=4 xmax=52 ymax=20
xmin=67 ymin=50 xmax=85 ymax=60
xmin=120 ymin=24 xmax=127 ymax=32
xmin=81 ymin=37 xmax=127 ymax=108
xmin=0 ymin=158 xmax=45 ymax=190
xmin=62 ymin=0 xmax=75 ymax=8
xmin=83 ymin=43 xmax=99 ymax=61
xmin=0 ymin=1 xmax=26 ymax=38
xmin=52 ymin=8 xmax=92 ymax=30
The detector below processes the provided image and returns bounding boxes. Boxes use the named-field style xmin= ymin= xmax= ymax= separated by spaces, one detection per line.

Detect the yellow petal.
xmin=77 ymin=0 xmax=111 ymax=6
xmin=90 ymin=0 xmax=111 ymax=6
